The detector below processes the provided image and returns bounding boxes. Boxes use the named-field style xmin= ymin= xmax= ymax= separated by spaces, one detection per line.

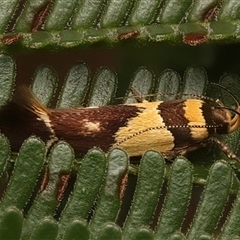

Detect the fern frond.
xmin=0 ymin=1 xmax=239 ymax=49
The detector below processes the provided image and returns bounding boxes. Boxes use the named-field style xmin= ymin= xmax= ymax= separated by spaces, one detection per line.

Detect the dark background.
xmin=13 ymin=42 xmax=240 ymax=94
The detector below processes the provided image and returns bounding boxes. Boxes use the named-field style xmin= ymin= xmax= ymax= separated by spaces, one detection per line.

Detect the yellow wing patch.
xmin=113 ymin=102 xmax=174 ymax=156
xmin=184 ymin=99 xmax=209 ymax=140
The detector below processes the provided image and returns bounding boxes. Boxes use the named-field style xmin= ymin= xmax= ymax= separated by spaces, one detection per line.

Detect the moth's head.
xmin=210 ymin=101 xmax=240 ymax=134
xmin=226 ymin=104 xmax=240 ymax=133
xmin=210 ymin=83 xmax=240 ymax=134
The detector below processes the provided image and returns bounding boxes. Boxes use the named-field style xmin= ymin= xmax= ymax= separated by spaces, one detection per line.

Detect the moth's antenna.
xmin=210 ymin=82 xmax=240 ymax=107
xmin=117 ymin=84 xmax=240 ymax=107
xmin=211 ymin=83 xmax=240 ymax=133
xmin=180 ymin=93 xmax=217 ymax=103
xmin=116 ymin=91 xmax=217 ymax=102
xmin=214 ymin=106 xmax=240 ymax=117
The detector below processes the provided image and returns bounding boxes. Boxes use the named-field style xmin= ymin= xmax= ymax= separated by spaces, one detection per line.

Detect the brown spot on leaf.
xmin=57 ymin=173 xmax=71 ymax=201
xmin=203 ymin=3 xmax=221 ymax=22
xmin=119 ymin=173 xmax=128 ymax=200
xmin=1 ymin=34 xmax=22 ymax=45
xmin=39 ymin=168 xmax=49 ymax=193
xmin=183 ymin=33 xmax=208 ymax=46
xmin=118 ymin=30 xmax=140 ymax=40
xmin=31 ymin=1 xmax=52 ymax=32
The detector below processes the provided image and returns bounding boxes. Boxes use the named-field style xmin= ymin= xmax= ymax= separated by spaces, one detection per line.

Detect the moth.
xmin=0 ymin=85 xmax=239 ymax=161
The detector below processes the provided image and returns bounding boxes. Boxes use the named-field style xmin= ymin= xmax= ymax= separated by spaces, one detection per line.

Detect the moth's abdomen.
xmin=0 ymin=101 xmax=52 ymax=151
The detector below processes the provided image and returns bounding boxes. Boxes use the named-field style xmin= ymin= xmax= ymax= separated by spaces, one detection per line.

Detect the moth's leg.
xmin=44 ymin=136 xmax=59 ymax=158
xmin=161 ymin=152 xmax=175 ymax=161
xmin=207 ymin=137 xmax=240 ymax=162
xmin=129 ymin=87 xmax=148 ymax=103
xmin=163 ymin=148 xmax=189 ymax=161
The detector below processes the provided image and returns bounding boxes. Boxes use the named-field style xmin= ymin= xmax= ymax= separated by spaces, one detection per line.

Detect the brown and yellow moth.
xmin=0 ymin=85 xmax=239 ymax=161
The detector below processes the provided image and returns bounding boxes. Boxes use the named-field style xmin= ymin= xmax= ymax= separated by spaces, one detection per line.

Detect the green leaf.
xmin=0 ymin=137 xmax=45 ymax=211
xmin=155 ymin=69 xmax=181 ymax=101
xmin=220 ymin=178 xmax=240 ymax=239
xmin=187 ymin=161 xmax=233 ymax=240
xmin=30 ymin=218 xmax=58 ymax=240
xmin=168 ymin=232 xmax=186 ymax=240
xmin=156 ymin=157 xmax=192 ymax=239
xmin=159 ymin=0 xmax=192 ymax=24
xmin=129 ymin=0 xmax=163 ymax=25
xmin=124 ymin=67 xmax=154 ymax=104
xmin=196 ymin=234 xmax=213 ymax=240
xmin=87 ymin=68 xmax=118 ymax=107
xmin=0 ymin=134 xmax=10 ymax=176
xmin=72 ymin=0 xmax=106 ymax=29
xmin=15 ymin=1 xmax=51 ymax=32
xmin=187 ymin=0 xmax=218 ymax=22
xmin=96 ymin=223 xmax=122 ymax=240
xmin=31 ymin=65 xmax=58 ymax=107
xmin=0 ymin=54 xmax=15 ymax=106
xmin=0 ymin=0 xmax=19 ymax=32
xmin=58 ymin=148 xmax=107 ymax=239
xmin=218 ymin=1 xmax=240 ymax=21
xmin=101 ymin=0 xmax=133 ymax=28
xmin=22 ymin=141 xmax=74 ymax=239
xmin=63 ymin=219 xmax=89 ymax=240
xmin=1 ymin=1 xmax=240 ymax=49
xmin=131 ymin=228 xmax=154 ymax=240
xmin=182 ymin=67 xmax=208 ymax=98
xmin=0 ymin=207 xmax=23 ymax=240
xmin=89 ymin=148 xmax=129 ymax=238
xmin=123 ymin=151 xmax=165 ymax=239
xmin=57 ymin=63 xmax=89 ymax=108
xmin=45 ymin=1 xmax=78 ymax=31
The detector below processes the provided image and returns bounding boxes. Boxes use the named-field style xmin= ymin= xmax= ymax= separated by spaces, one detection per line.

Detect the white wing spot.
xmin=83 ymin=120 xmax=101 ymax=132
